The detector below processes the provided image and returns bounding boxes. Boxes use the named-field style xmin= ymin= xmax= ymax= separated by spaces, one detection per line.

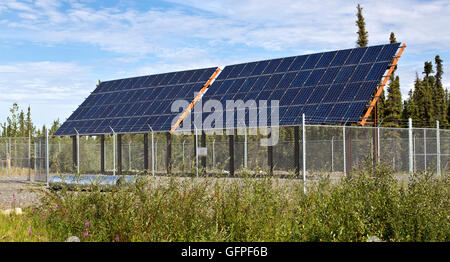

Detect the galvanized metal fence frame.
xmin=1 ymin=118 xmax=448 ymax=183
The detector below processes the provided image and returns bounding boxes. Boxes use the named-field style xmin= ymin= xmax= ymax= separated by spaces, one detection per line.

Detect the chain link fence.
xmin=1 ymin=123 xmax=449 ymax=182
xmin=0 ymin=137 xmax=31 ymax=181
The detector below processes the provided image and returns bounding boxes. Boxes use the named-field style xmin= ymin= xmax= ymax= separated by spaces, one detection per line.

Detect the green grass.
xmin=1 ymin=163 xmax=449 ymax=242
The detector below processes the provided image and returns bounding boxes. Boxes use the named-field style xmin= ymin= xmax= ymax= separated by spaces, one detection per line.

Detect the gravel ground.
xmin=0 ymin=178 xmax=45 ymax=210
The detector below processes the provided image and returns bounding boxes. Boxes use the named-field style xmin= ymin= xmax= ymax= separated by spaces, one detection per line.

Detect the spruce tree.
xmin=26 ymin=106 xmax=33 ymax=137
xmin=434 ymin=55 xmax=447 ymax=125
xmin=413 ymin=66 xmax=435 ymax=126
xmin=402 ymin=89 xmax=416 ymax=127
xmin=384 ymin=32 xmax=402 ymax=126
xmin=389 ymin=32 xmax=397 ymax=44
xmin=384 ymin=76 xmax=402 ymax=127
xmin=356 ymin=4 xmax=368 ymax=47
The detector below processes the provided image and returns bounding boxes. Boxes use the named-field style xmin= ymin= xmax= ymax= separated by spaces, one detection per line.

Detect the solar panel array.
xmin=54 ymin=67 xmax=218 ymax=136
xmin=196 ymin=43 xmax=400 ymax=129
xmin=55 ymin=43 xmax=400 ymax=136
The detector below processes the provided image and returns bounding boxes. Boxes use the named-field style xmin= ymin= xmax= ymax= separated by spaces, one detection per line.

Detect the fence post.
xmin=128 ymin=142 xmax=132 ymax=172
xmin=194 ymin=124 xmax=199 ymax=178
xmin=294 ymin=126 xmax=300 ymax=177
xmin=45 ymin=129 xmax=49 ymax=186
xmin=377 ymin=125 xmax=381 ymax=161
xmin=8 ymin=138 xmax=11 ymax=179
xmin=101 ymin=135 xmax=105 ymax=174
xmin=74 ymin=128 xmax=80 ymax=174
xmin=302 ymin=114 xmax=306 ymax=194
xmin=331 ymin=136 xmax=334 ymax=173
xmin=34 ymin=142 xmax=37 ymax=182
xmin=109 ymin=127 xmax=116 ymax=176
xmin=166 ymin=133 xmax=172 ymax=175
xmin=212 ymin=139 xmax=215 ymax=169
xmin=155 ymin=142 xmax=158 ymax=172
xmin=28 ymin=132 xmax=31 ymax=181
xmin=147 ymin=125 xmax=154 ymax=177
xmin=343 ymin=125 xmax=346 ymax=176
xmin=244 ymin=127 xmax=248 ymax=169
xmin=413 ymin=134 xmax=416 ymax=173
xmin=437 ymin=120 xmax=441 ymax=177
xmin=408 ymin=118 xmax=413 ymax=176
xmin=182 ymin=140 xmax=185 ymax=174
xmin=424 ymin=129 xmax=427 ymax=170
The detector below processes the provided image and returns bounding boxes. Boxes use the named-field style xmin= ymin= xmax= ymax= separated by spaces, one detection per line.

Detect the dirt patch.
xmin=0 ymin=180 xmax=45 ymax=210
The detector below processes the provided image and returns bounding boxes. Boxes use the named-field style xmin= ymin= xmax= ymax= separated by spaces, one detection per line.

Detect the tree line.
xmin=0 ymin=102 xmax=60 ymax=138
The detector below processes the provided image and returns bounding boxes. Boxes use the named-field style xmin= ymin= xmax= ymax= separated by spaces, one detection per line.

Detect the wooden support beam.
xmin=117 ymin=134 xmax=122 ymax=175
xmin=294 ymin=126 xmax=300 ymax=177
xmin=166 ymin=133 xmax=172 ymax=175
xmin=100 ymin=135 xmax=105 ymax=174
xmin=345 ymin=128 xmax=352 ymax=178
xmin=229 ymin=132 xmax=235 ymax=176
xmin=170 ymin=68 xmax=221 ymax=134
xmin=144 ymin=134 xmax=149 ymax=171
xmin=72 ymin=136 xmax=77 ymax=172
xmin=268 ymin=144 xmax=273 ymax=176
xmin=201 ymin=131 xmax=206 ymax=172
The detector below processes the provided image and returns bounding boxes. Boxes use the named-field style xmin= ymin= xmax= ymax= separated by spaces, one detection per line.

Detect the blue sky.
xmin=1 ymin=0 xmax=449 ymax=128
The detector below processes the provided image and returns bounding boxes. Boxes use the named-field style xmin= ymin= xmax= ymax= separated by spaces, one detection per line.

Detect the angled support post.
xmin=294 ymin=126 xmax=300 ymax=177
xmin=117 ymin=134 xmax=122 ymax=175
xmin=147 ymin=125 xmax=154 ymax=177
xmin=361 ymin=44 xmax=406 ymax=126
xmin=170 ymin=68 xmax=221 ymax=134
xmin=229 ymin=129 xmax=235 ymax=177
xmin=201 ymin=131 xmax=206 ymax=172
xmin=144 ymin=133 xmax=149 ymax=171
xmin=166 ymin=132 xmax=172 ymax=175
xmin=109 ymin=127 xmax=116 ymax=176
xmin=74 ymin=128 xmax=80 ymax=174
xmin=100 ymin=135 xmax=105 ymax=174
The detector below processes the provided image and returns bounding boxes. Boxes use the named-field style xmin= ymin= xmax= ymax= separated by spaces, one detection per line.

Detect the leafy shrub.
xmin=27 ymin=166 xmax=449 ymax=242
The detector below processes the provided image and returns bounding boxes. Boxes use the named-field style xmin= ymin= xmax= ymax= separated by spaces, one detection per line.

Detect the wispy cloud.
xmin=0 ymin=0 xmax=449 ymax=126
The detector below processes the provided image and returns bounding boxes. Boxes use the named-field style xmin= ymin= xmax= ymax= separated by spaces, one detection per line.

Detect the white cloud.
xmin=0 ymin=61 xmax=96 ymax=126
xmin=0 ymin=0 xmax=449 ymax=125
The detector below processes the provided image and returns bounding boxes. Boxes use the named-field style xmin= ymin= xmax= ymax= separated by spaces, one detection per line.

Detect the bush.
xmin=28 ymin=166 xmax=449 ymax=242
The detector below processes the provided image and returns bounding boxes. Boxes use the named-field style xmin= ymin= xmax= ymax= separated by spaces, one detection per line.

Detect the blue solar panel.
xmin=56 ymin=43 xmax=401 ymax=135
xmin=54 ymin=67 xmax=219 ymax=136
xmin=195 ymin=43 xmax=400 ymax=129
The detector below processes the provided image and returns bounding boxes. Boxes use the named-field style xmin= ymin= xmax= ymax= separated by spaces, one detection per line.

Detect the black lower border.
xmin=0 ymin=242 xmax=445 ymax=260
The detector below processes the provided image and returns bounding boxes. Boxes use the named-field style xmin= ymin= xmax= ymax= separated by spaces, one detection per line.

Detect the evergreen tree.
xmin=402 ymin=89 xmax=416 ymax=127
xmin=384 ymin=32 xmax=402 ymax=127
xmin=49 ymin=119 xmax=61 ymax=135
xmin=356 ymin=4 xmax=368 ymax=47
xmin=384 ymin=76 xmax=402 ymax=126
xmin=6 ymin=103 xmax=19 ymax=137
xmin=433 ymin=55 xmax=447 ymax=126
xmin=18 ymin=110 xmax=25 ymax=137
xmin=26 ymin=106 xmax=34 ymax=137
xmin=389 ymin=32 xmax=397 ymax=44
xmin=413 ymin=67 xmax=434 ymax=126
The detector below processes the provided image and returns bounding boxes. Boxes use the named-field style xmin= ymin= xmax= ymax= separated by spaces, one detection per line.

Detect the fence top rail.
xmin=0 ymin=137 xmax=30 ymax=140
